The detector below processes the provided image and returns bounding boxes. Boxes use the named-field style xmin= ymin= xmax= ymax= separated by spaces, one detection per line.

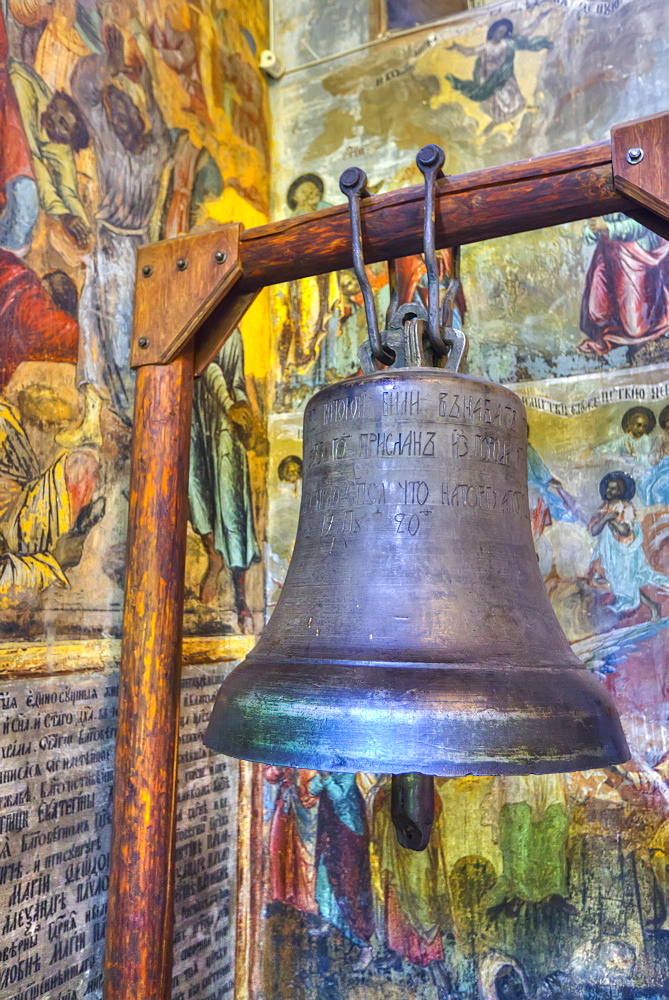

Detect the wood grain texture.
xmin=231 ymin=141 xmax=627 ymax=293
xmin=103 ymin=348 xmax=194 ymax=1000
xmin=612 ymin=112 xmax=669 ymax=222
xmin=132 ymin=225 xmax=242 ymax=368
xmin=194 ymin=288 xmax=258 ymax=376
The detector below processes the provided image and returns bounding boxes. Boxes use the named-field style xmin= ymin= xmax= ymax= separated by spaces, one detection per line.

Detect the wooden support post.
xmin=103 ymin=348 xmax=194 ymax=1000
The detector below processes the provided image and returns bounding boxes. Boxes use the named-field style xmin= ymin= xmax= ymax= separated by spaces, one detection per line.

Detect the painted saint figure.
xmin=368 ymin=774 xmax=454 ymax=998
xmin=8 ymin=58 xmax=91 ymax=247
xmin=619 ymin=405 xmax=656 ymax=472
xmin=579 ymin=214 xmax=669 ymax=355
xmin=69 ymin=24 xmax=172 ymax=423
xmin=264 ymin=766 xmax=319 ymax=918
xmin=0 ymin=269 xmax=102 ymax=600
xmin=189 ymin=328 xmax=261 ymax=631
xmin=589 ymin=471 xmax=669 ymax=619
xmin=276 ymin=173 xmax=337 ymax=376
xmin=308 ymin=771 xmax=375 ymax=971
xmin=639 ymin=404 xmax=669 ymax=506
xmin=445 ymin=14 xmax=552 ymax=131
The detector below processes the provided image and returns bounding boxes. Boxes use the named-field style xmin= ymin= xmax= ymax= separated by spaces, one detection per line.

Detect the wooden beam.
xmin=103 ymin=348 xmax=194 ymax=1000
xmin=231 ymin=140 xmax=629 ymax=293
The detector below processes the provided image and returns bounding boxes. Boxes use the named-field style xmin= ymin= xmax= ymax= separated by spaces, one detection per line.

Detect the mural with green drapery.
xmin=259 ymin=1 xmax=669 ymax=997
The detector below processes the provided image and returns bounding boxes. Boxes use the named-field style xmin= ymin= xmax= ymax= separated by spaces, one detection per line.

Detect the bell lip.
xmin=204 ymin=658 xmax=630 ymax=777
xmin=202 ymin=742 xmax=631 ymax=779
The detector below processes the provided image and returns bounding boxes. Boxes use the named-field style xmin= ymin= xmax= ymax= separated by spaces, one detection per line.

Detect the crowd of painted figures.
xmin=0 ymin=0 xmax=264 ymax=628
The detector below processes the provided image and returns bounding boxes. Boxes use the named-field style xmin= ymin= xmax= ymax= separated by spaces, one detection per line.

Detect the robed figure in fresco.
xmin=70 ymin=24 xmax=172 ymax=423
xmin=0 ymin=254 xmax=102 ymax=600
xmin=445 ymin=14 xmax=552 ymax=130
xmin=579 ymin=214 xmax=669 ymax=356
xmin=189 ymin=329 xmax=261 ymax=631
xmin=589 ymin=471 xmax=669 ymax=619
xmin=264 ymin=766 xmax=319 ymax=918
xmin=309 ymin=771 xmax=375 ymax=971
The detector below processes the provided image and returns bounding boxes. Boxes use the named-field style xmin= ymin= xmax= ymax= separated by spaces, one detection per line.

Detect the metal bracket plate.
xmin=131 ymin=224 xmax=242 ymax=368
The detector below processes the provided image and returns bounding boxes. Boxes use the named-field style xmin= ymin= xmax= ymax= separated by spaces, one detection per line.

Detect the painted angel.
xmin=445 ymin=12 xmax=552 ymax=131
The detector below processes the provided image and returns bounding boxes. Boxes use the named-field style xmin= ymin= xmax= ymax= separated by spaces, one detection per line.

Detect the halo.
xmin=599 ymin=470 xmax=636 ymax=502
xmin=621 ymin=405 xmax=656 ymax=434
xmin=287 ymin=173 xmax=324 ymax=211
xmin=487 ymin=18 xmax=513 ymax=40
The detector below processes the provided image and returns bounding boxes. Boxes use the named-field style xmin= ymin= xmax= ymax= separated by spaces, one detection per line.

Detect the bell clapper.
xmin=391 ymin=773 xmax=435 ymax=851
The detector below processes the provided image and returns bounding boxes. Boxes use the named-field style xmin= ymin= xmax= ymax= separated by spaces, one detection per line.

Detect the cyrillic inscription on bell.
xmin=206 ymin=367 xmax=628 ymax=777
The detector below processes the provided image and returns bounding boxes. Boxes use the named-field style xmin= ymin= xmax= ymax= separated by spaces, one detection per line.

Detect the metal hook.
xmin=340 ymin=167 xmax=395 ymax=366
xmin=416 ymin=144 xmax=447 ymax=357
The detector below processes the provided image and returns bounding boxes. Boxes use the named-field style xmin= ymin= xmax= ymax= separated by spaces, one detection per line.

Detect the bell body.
xmin=206 ymin=368 xmax=628 ymax=775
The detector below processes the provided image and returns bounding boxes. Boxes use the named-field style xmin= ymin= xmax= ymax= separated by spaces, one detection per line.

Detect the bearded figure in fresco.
xmin=589 ymin=471 xmax=669 ymax=620
xmin=63 ymin=23 xmax=172 ymax=434
xmin=276 ymin=173 xmax=338 ymax=383
xmin=445 ymin=13 xmax=553 ymax=132
xmin=637 ymin=403 xmax=669 ymax=507
xmin=9 ymin=56 xmax=92 ymax=249
xmin=579 ymin=214 xmax=669 ymax=357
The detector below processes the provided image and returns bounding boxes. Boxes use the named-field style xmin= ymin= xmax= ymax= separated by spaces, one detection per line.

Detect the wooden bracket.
xmin=612 ymin=111 xmax=669 ymax=222
xmin=131 ymin=224 xmax=243 ymax=368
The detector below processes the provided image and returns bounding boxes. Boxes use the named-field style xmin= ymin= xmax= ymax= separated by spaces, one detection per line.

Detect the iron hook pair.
xmin=339 ymin=146 xmax=464 ymax=369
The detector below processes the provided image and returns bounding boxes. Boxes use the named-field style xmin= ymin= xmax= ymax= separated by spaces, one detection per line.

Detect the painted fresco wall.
xmin=0 ymin=0 xmax=270 ymax=640
xmin=260 ymin=1 xmax=669 ymax=998
xmin=0 ymin=0 xmax=270 ymax=996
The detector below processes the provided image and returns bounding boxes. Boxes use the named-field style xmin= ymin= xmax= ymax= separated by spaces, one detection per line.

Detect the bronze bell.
xmin=206 ymin=366 xmax=628 ymax=778
xmin=205 ymin=149 xmax=629 ymax=851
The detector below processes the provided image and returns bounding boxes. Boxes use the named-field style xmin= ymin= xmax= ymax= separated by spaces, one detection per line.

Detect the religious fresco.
xmin=0 ymin=0 xmax=270 ymax=639
xmin=269 ymin=0 xmax=669 ymax=387
xmin=258 ymin=1 xmax=669 ymax=998
xmin=271 ymin=0 xmax=493 ymax=74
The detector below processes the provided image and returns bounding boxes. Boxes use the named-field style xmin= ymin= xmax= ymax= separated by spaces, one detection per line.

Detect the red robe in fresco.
xmin=0 ymin=249 xmax=79 ymax=390
xmin=579 ymin=223 xmax=669 ymax=355
xmin=0 ymin=7 xmax=35 ymax=212
xmin=393 ymin=249 xmax=466 ymax=324
xmin=265 ymin=767 xmax=319 ymax=916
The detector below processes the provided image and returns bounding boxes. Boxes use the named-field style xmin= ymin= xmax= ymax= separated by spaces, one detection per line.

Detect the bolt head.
xmin=215 ymin=251 xmax=227 ymax=264
xmin=627 ymin=146 xmax=644 ymax=165
xmin=339 ymin=166 xmax=367 ymax=195
xmin=142 ymin=265 xmax=153 ymax=277
xmin=138 ymin=337 xmax=150 ymax=349
xmin=176 ymin=258 xmax=188 ymax=271
xmin=417 ymin=144 xmax=445 ymax=170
